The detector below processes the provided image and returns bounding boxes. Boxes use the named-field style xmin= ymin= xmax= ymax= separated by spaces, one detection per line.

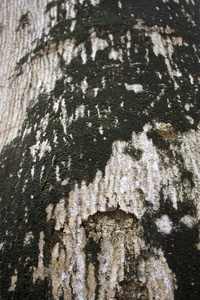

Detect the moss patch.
xmin=0 ymin=0 xmax=200 ymax=299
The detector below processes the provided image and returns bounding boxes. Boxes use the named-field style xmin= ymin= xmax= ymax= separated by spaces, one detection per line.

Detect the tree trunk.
xmin=0 ymin=1 xmax=200 ymax=299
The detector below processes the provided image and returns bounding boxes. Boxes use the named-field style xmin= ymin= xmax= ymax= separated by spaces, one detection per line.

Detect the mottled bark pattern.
xmin=0 ymin=0 xmax=200 ymax=299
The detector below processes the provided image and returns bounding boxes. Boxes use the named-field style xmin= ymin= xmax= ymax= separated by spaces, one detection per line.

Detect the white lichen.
xmin=156 ymin=215 xmax=173 ymax=234
xmin=125 ymin=83 xmax=144 ymax=93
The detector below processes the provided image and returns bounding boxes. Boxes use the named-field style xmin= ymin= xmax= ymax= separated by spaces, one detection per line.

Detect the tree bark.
xmin=0 ymin=1 xmax=200 ymax=299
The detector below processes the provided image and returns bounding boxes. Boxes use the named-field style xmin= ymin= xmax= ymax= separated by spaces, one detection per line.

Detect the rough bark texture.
xmin=0 ymin=0 xmax=200 ymax=299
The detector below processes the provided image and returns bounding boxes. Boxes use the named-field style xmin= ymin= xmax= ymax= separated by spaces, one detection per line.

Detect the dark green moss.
xmin=17 ymin=12 xmax=30 ymax=31
xmin=15 ymin=277 xmax=53 ymax=300
xmin=142 ymin=191 xmax=200 ymax=300
xmin=124 ymin=144 xmax=143 ymax=160
xmin=181 ymin=170 xmax=195 ymax=188
xmin=45 ymin=1 xmax=57 ymax=13
xmin=147 ymin=129 xmax=170 ymax=150
xmin=84 ymin=237 xmax=101 ymax=299
xmin=84 ymin=237 xmax=101 ymax=264
xmin=1 ymin=0 xmax=200 ymax=299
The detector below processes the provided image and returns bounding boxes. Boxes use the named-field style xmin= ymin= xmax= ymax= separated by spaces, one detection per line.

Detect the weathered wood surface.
xmin=0 ymin=1 xmax=200 ymax=299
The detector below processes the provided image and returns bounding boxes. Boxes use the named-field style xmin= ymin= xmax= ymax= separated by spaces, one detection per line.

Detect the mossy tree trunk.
xmin=0 ymin=1 xmax=200 ymax=299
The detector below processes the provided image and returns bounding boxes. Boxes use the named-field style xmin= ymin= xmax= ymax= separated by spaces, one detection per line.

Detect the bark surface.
xmin=0 ymin=0 xmax=200 ymax=299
